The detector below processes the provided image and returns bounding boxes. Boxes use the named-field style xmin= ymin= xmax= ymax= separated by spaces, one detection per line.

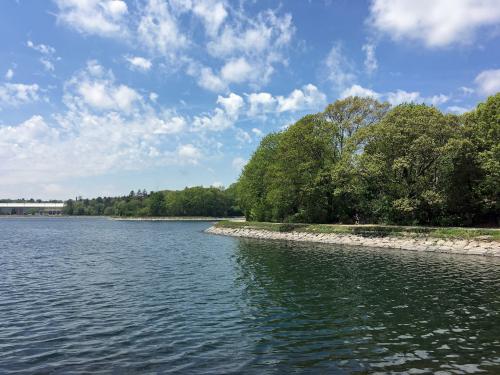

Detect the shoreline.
xmin=111 ymin=216 xmax=245 ymax=222
xmin=206 ymin=226 xmax=500 ymax=257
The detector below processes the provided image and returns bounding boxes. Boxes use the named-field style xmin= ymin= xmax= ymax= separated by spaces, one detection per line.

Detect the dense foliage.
xmin=63 ymin=186 xmax=241 ymax=217
xmin=237 ymin=94 xmax=500 ymax=226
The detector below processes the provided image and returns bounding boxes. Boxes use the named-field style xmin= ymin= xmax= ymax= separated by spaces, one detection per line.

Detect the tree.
xmin=148 ymin=191 xmax=166 ymax=216
xmin=465 ymin=93 xmax=500 ymax=224
xmin=359 ymin=104 xmax=459 ymax=224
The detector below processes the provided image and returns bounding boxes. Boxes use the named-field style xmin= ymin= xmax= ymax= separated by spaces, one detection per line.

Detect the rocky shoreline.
xmin=205 ymin=226 xmax=500 ymax=257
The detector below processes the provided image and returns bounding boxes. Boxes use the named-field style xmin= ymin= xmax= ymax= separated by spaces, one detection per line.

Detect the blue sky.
xmin=1 ymin=0 xmax=499 ymax=199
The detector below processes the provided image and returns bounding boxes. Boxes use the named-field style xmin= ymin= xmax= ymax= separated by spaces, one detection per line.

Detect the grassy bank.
xmin=215 ymin=221 xmax=500 ymax=241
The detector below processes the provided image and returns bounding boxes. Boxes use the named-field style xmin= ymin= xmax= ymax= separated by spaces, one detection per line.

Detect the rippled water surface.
xmin=1 ymin=218 xmax=500 ymax=374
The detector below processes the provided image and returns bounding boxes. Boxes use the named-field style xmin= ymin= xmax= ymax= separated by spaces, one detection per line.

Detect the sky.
xmin=1 ymin=0 xmax=499 ymax=200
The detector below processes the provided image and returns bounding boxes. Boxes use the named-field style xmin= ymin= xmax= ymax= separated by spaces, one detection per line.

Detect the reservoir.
xmin=1 ymin=217 xmax=499 ymax=373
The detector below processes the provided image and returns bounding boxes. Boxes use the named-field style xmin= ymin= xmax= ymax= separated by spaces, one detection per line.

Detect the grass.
xmin=215 ymin=221 xmax=500 ymax=241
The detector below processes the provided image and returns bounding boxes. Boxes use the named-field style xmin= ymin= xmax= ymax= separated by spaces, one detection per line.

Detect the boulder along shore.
xmin=205 ymin=226 xmax=500 ymax=257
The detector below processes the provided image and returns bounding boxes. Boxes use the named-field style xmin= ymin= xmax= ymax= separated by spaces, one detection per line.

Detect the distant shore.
xmin=206 ymin=222 xmax=500 ymax=257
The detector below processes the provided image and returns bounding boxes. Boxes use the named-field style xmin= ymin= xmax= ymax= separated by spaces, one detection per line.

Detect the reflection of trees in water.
xmin=231 ymin=239 xmax=500 ymax=371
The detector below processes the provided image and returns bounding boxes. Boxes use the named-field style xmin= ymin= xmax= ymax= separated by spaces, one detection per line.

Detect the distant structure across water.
xmin=0 ymin=203 xmax=64 ymax=215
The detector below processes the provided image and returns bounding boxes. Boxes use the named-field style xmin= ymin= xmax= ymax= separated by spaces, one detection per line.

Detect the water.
xmin=1 ymin=218 xmax=500 ymax=374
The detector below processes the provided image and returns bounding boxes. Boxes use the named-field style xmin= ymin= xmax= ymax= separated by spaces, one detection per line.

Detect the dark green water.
xmin=1 ymin=218 xmax=499 ymax=374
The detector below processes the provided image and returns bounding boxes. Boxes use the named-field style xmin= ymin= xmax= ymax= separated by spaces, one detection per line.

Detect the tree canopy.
xmin=237 ymin=94 xmax=500 ymax=226
xmin=62 ymin=186 xmax=241 ymax=217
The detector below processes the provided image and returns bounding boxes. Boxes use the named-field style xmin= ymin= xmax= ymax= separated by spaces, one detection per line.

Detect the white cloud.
xmin=151 ymin=113 xmax=186 ymax=134
xmin=193 ymin=108 xmax=234 ymax=131
xmin=428 ymin=94 xmax=450 ymax=106
xmin=232 ymin=157 xmax=247 ymax=171
xmin=5 ymin=69 xmax=14 ymax=80
xmin=54 ymin=0 xmax=129 ymax=37
xmin=217 ymin=93 xmax=244 ymax=118
xmin=197 ymin=66 xmax=227 ymax=92
xmin=0 ymin=110 xmax=193 ymax=186
xmin=207 ymin=10 xmax=293 ymax=58
xmin=192 ymin=0 xmax=227 ymax=36
xmin=362 ymin=43 xmax=378 ymax=73
xmin=0 ymin=83 xmax=40 ymax=107
xmin=474 ymin=69 xmax=500 ymax=96
xmin=65 ymin=61 xmax=140 ymax=113
xmin=149 ymin=92 xmax=159 ymax=102
xmin=386 ymin=89 xmax=422 ymax=105
xmin=324 ymin=42 xmax=356 ymax=89
xmin=126 ymin=56 xmax=152 ymax=71
xmin=27 ymin=40 xmax=55 ymax=55
xmin=75 ymin=81 xmax=140 ymax=112
xmin=192 ymin=93 xmax=244 ymax=132
xmin=56 ymin=1 xmax=295 ymax=93
xmin=137 ymin=0 xmax=187 ymax=58
xmin=277 ymin=84 xmax=327 ymax=112
xmin=245 ymin=85 xmax=327 ymax=116
xmin=199 ymin=9 xmax=294 ymax=91
xmin=220 ymin=57 xmax=253 ymax=84
xmin=341 ymin=84 xmax=380 ymax=99
xmin=247 ymin=92 xmax=277 ymax=116
xmin=369 ymin=0 xmax=500 ymax=48
xmin=447 ymin=105 xmax=471 ymax=114
xmin=27 ymin=40 xmax=59 ymax=72
xmin=177 ymin=144 xmax=201 ymax=164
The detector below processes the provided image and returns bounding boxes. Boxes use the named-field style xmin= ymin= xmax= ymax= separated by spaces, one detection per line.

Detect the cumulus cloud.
xmin=177 ymin=144 xmax=202 ymax=164
xmin=0 ymin=61 xmax=197 ymax=186
xmin=0 ymin=83 xmax=40 ymax=107
xmin=474 ymin=69 xmax=500 ymax=96
xmin=54 ymin=0 xmax=128 ymax=37
xmin=193 ymin=92 xmax=244 ymax=131
xmin=55 ymin=0 xmax=295 ymax=94
xmin=247 ymin=92 xmax=277 ymax=116
xmin=126 ymin=56 xmax=152 ymax=71
xmin=207 ymin=10 xmax=293 ymax=58
xmin=340 ymin=84 xmax=450 ymax=106
xmin=217 ymin=93 xmax=244 ymax=118
xmin=369 ymin=0 xmax=500 ymax=48
xmin=341 ymin=84 xmax=380 ymax=99
xmin=220 ymin=57 xmax=254 ymax=84
xmin=191 ymin=0 xmax=227 ymax=36
xmin=64 ymin=60 xmax=140 ymax=113
xmin=193 ymin=9 xmax=294 ymax=91
xmin=246 ymin=84 xmax=327 ymax=116
xmin=0 ymin=110 xmax=193 ymax=186
xmin=196 ymin=66 xmax=227 ymax=92
xmin=277 ymin=84 xmax=327 ymax=112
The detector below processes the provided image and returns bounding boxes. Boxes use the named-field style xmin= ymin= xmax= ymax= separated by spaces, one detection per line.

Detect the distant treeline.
xmin=63 ymin=186 xmax=242 ymax=217
xmin=0 ymin=199 xmax=63 ymax=203
xmin=237 ymin=94 xmax=499 ymax=226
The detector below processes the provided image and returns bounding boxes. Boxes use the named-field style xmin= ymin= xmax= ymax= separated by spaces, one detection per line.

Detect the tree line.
xmin=236 ymin=94 xmax=499 ymax=226
xmin=63 ymin=186 xmax=241 ymax=217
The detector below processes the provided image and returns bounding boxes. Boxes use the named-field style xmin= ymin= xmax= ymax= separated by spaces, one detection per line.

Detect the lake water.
xmin=1 ymin=217 xmax=500 ymax=374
